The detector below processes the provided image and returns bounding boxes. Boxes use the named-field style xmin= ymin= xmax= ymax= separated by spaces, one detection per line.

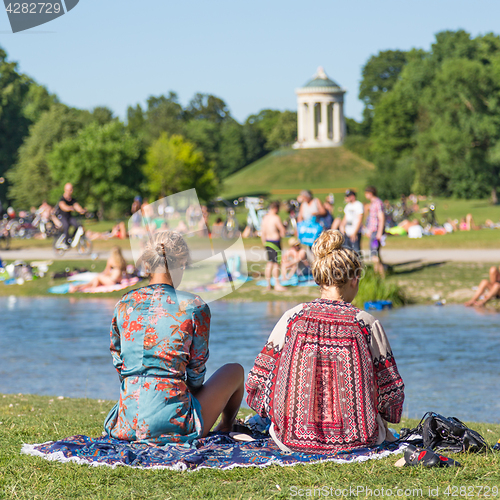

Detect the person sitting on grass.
xmin=71 ymin=246 xmax=127 ymax=292
xmin=465 ymin=265 xmax=500 ymax=307
xmin=281 ymin=237 xmax=311 ymax=280
xmin=104 ymin=230 xmax=244 ymax=445
xmin=246 ymin=230 xmax=405 ymax=454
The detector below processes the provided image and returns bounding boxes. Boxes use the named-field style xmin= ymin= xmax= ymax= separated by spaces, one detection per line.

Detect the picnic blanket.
xmin=21 ymin=434 xmax=405 ymax=471
xmin=48 ymin=277 xmax=140 ymax=294
xmin=256 ymin=275 xmax=317 ymax=288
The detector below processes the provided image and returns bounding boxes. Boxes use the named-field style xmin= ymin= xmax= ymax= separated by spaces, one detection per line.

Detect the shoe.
xmin=404 ymin=445 xmax=460 ymax=468
xmin=404 ymin=445 xmax=441 ymax=467
xmin=493 ymin=439 xmax=500 ymax=451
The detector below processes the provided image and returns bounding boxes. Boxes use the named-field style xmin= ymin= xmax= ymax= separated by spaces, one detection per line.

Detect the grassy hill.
xmin=221 ymin=146 xmax=375 ymax=200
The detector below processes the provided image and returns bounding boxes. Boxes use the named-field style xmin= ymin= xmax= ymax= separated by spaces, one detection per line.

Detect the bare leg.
xmin=272 ymin=263 xmax=286 ymax=291
xmin=489 ymin=265 xmax=500 ymax=283
xmin=475 ymin=282 xmax=500 ymax=307
xmin=193 ymin=363 xmax=244 ymax=437
xmin=465 ymin=268 xmax=499 ymax=306
xmin=373 ymin=256 xmax=385 ymax=279
xmin=265 ymin=262 xmax=273 ymax=290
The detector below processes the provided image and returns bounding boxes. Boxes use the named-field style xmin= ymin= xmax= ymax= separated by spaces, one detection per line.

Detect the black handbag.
xmin=399 ymin=412 xmax=488 ymax=453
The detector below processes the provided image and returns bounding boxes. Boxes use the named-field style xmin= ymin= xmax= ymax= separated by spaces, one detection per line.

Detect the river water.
xmin=0 ymin=297 xmax=498 ymax=423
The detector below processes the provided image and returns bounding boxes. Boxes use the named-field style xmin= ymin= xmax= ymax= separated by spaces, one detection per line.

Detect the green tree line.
xmin=0 ymin=48 xmax=297 ymax=216
xmin=345 ymin=30 xmax=500 ymax=201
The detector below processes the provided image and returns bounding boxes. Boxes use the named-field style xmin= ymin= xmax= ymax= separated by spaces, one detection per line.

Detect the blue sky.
xmin=1 ymin=0 xmax=499 ymax=123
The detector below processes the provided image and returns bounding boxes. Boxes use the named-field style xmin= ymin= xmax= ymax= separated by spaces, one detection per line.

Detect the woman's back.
xmin=105 ymin=284 xmax=209 ymax=445
xmin=247 ymin=299 xmax=405 ymax=454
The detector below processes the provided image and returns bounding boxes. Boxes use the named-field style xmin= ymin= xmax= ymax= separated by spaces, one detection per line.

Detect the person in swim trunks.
xmin=261 ymin=201 xmax=286 ymax=291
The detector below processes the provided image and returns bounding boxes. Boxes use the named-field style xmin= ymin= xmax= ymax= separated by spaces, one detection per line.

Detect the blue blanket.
xmin=22 ymin=434 xmax=405 ymax=471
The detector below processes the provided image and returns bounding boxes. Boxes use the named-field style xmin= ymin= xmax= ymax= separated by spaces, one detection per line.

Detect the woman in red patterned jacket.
xmin=246 ymin=230 xmax=405 ymax=454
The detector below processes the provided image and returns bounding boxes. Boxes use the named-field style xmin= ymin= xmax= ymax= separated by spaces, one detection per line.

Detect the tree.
xmin=0 ymin=48 xmax=31 ymax=202
xmin=218 ymin=120 xmax=246 ymax=178
xmin=7 ymin=104 xmax=91 ymax=207
xmin=413 ymin=57 xmax=500 ymax=198
xmin=367 ymin=30 xmax=500 ymax=199
xmin=47 ymin=121 xmax=143 ymax=216
xmin=266 ymin=110 xmax=297 ymax=150
xmin=186 ymin=93 xmax=231 ymax=123
xmin=359 ymin=50 xmax=408 ymax=130
xmin=91 ymin=106 xmax=115 ymax=126
xmin=143 ymin=133 xmax=218 ymax=202
xmin=183 ymin=118 xmax=220 ymax=166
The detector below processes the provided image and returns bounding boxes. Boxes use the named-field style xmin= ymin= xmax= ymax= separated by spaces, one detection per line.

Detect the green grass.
xmin=221 ymin=146 xmax=375 ymax=199
xmin=1 ymin=393 xmax=499 ymax=499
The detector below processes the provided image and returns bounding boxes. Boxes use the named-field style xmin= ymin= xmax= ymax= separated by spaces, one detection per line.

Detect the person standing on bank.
xmin=364 ymin=186 xmax=385 ymax=277
xmin=339 ymin=190 xmax=364 ymax=254
xmin=57 ymin=183 xmax=87 ymax=248
xmin=261 ymin=201 xmax=287 ymax=291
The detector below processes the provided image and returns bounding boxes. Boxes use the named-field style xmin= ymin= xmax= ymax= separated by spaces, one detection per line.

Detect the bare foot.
xmin=474 ymin=301 xmax=486 ymax=307
xmin=274 ymin=285 xmax=286 ymax=292
xmin=265 ymin=285 xmax=272 ymax=291
xmin=464 ymin=300 xmax=474 ymax=307
xmin=213 ymin=420 xmax=233 ymax=433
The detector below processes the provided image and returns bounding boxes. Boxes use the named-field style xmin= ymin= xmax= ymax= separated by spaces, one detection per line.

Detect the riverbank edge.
xmin=1 ymin=259 xmax=498 ymax=309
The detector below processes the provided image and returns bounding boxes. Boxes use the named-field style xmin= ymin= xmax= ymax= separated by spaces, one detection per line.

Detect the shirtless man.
xmin=261 ymin=201 xmax=286 ymax=291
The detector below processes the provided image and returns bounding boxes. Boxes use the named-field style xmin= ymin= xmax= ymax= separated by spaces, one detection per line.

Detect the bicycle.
xmin=53 ymin=224 xmax=93 ymax=256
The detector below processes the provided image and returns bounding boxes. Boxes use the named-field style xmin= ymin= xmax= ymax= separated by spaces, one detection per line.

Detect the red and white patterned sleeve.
xmin=245 ymin=304 xmax=302 ymax=418
xmin=369 ymin=319 xmax=405 ymax=423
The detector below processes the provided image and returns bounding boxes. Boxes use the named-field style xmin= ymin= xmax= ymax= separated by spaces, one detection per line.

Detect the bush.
xmin=353 ymin=265 xmax=407 ymax=308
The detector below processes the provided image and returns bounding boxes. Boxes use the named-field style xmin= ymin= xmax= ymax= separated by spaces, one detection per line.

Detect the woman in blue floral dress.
xmin=104 ymin=231 xmax=244 ymax=445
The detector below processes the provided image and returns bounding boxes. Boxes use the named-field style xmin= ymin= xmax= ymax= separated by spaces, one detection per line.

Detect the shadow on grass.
xmin=387 ymin=260 xmax=448 ymax=277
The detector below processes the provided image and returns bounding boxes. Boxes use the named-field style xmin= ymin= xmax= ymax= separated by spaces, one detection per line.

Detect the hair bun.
xmin=312 ymin=230 xmax=344 ymax=259
xmin=155 ymin=243 xmax=165 ymax=256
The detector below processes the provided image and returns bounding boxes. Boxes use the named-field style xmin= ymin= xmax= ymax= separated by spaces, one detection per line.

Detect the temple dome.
xmin=301 ymin=67 xmax=341 ymax=90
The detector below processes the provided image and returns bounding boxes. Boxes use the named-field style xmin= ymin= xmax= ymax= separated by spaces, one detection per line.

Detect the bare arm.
xmin=73 ymin=202 xmax=86 ymax=215
xmin=58 ymin=200 xmax=74 ymax=213
xmin=314 ymin=199 xmax=327 ymax=217
xmin=276 ymin=217 xmax=286 ymax=238
xmin=377 ymin=210 xmax=385 ymax=240
xmin=339 ymin=215 xmax=347 ymax=233
xmin=352 ymin=213 xmax=364 ymax=236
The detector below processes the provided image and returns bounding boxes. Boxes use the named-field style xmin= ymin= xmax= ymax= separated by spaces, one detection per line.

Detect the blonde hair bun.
xmin=312 ymin=230 xmax=344 ymax=259
xmin=311 ymin=230 xmax=362 ymax=289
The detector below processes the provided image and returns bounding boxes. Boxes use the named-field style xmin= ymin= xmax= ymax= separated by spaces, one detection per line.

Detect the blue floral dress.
xmin=104 ymin=284 xmax=210 ymax=445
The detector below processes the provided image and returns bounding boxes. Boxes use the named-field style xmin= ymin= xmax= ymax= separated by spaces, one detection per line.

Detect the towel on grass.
xmin=48 ymin=277 xmax=140 ymax=294
xmin=256 ymin=276 xmax=317 ymax=288
xmin=21 ymin=434 xmax=405 ymax=471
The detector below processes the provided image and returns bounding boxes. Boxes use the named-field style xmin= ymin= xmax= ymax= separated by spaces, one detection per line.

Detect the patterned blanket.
xmin=21 ymin=434 xmax=405 ymax=471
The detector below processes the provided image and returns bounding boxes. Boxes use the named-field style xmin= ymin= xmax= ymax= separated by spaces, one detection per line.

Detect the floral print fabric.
xmin=104 ymin=284 xmax=210 ymax=445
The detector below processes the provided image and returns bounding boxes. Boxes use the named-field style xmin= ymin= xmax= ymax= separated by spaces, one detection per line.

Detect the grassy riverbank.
xmin=1 ymin=258 xmax=497 ymax=308
xmin=1 ymin=393 xmax=499 ymax=500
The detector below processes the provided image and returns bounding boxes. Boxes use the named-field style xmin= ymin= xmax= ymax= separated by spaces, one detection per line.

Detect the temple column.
xmin=309 ymin=101 xmax=316 ymax=142
xmin=297 ymin=102 xmax=305 ymax=143
xmin=319 ymin=102 xmax=328 ymax=142
xmin=339 ymin=102 xmax=345 ymax=142
xmin=333 ymin=102 xmax=341 ymax=143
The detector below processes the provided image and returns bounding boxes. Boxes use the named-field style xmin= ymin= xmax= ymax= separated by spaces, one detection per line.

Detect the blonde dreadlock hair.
xmin=311 ymin=230 xmax=363 ymax=289
xmin=137 ymin=230 xmax=190 ymax=278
